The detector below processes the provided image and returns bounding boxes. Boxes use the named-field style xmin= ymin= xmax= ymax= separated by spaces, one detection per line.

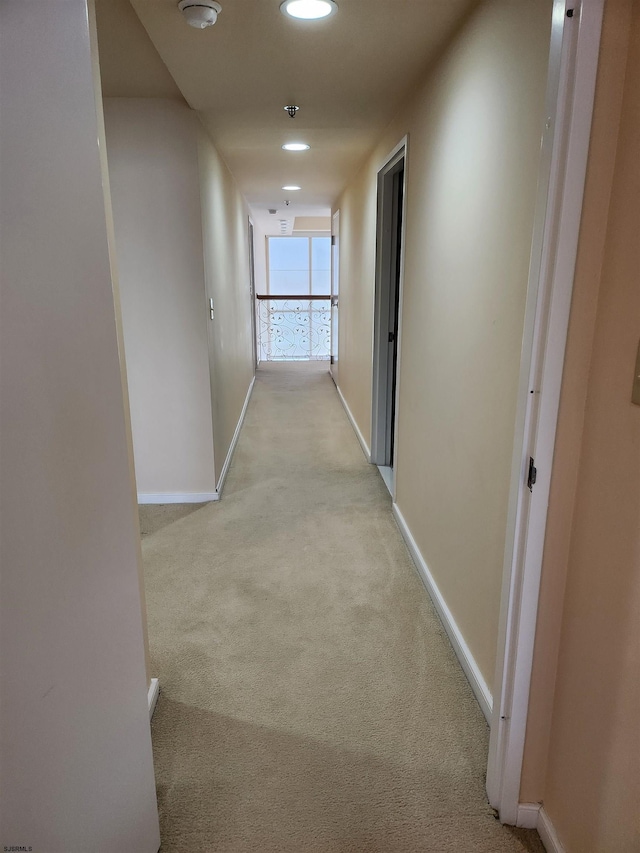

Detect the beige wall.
xmin=92 ymin=16 xmax=152 ymax=686
xmin=253 ymin=219 xmax=269 ymax=297
xmin=335 ymin=161 xmax=378 ymax=446
xmin=335 ymin=0 xmax=552 ymax=685
xmin=0 ymin=1 xmax=159 ymax=848
xmin=104 ymin=98 xmax=216 ymax=499
xmin=197 ymin=122 xmax=255 ymax=485
xmin=521 ymin=1 xmax=640 ymax=849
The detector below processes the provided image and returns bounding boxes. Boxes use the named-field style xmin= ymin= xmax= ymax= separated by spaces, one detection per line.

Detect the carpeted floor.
xmin=139 ymin=502 xmax=208 ymax=537
xmin=141 ymin=362 xmax=544 ymax=853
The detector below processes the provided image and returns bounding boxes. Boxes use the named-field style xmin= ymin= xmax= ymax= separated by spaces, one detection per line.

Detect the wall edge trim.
xmin=333 ymin=379 xmax=371 ymax=462
xmin=391 ymin=502 xmax=493 ymax=722
xmin=516 ymin=802 xmax=541 ymax=829
xmin=486 ymin=0 xmax=606 ymax=823
xmin=147 ymin=678 xmax=160 ymax=720
xmin=216 ymin=374 xmax=256 ymax=495
xmin=138 ymin=492 xmax=219 ymax=504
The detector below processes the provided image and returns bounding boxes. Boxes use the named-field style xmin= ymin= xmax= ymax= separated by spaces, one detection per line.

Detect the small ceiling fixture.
xmin=282 ymin=185 xmax=301 ymax=191
xmin=280 ymin=0 xmax=337 ymax=20
xmin=284 ymin=105 xmax=300 ymax=118
xmin=282 ymin=143 xmax=310 ymax=151
xmin=178 ymin=0 xmax=222 ymax=29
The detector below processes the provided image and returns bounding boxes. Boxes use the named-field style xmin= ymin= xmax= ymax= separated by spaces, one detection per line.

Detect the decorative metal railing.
xmin=257 ymin=295 xmax=331 ymax=361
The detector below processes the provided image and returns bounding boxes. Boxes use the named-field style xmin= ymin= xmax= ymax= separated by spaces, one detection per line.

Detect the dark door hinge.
xmin=388 ymin=331 xmax=395 ymax=343
xmin=331 ymin=235 xmax=336 ymax=245
xmin=527 ymin=457 xmax=537 ymax=492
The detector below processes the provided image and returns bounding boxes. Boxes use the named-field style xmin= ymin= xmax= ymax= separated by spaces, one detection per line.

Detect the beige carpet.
xmin=139 ymin=502 xmax=207 ymax=538
xmin=141 ymin=362 xmax=544 ymax=853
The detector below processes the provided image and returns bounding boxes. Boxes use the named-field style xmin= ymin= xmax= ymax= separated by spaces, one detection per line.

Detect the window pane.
xmin=269 ymin=270 xmax=309 ymax=295
xmin=269 ymin=237 xmax=309 ymax=272
xmin=311 ymin=269 xmax=331 ymax=295
xmin=312 ymin=237 xmax=331 ymax=271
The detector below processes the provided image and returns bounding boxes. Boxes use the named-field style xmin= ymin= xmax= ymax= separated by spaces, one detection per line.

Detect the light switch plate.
xmin=632 ymin=339 xmax=640 ymax=406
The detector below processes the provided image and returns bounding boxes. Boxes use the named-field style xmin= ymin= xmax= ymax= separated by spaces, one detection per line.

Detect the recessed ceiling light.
xmin=282 ymin=143 xmax=310 ymax=151
xmin=282 ymin=185 xmax=301 ymax=191
xmin=280 ymin=0 xmax=337 ymax=20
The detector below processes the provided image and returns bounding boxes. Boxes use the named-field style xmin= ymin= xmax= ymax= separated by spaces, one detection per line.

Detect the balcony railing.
xmin=257 ymin=295 xmax=331 ymax=362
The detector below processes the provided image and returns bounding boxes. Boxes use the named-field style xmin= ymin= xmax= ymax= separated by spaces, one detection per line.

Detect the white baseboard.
xmin=333 ymin=380 xmax=371 ymax=462
xmin=391 ymin=502 xmax=493 ymax=723
xmin=537 ymin=807 xmax=565 ymax=853
xmin=137 ymin=375 xmax=255 ymax=506
xmin=515 ymin=803 xmax=564 ymax=852
xmin=138 ymin=492 xmax=219 ymax=504
xmin=147 ymin=677 xmax=159 ymax=720
xmin=516 ymin=802 xmax=541 ymax=829
xmin=216 ymin=375 xmax=256 ymax=495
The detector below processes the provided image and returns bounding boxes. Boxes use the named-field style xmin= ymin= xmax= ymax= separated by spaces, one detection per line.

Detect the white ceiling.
xmin=250 ymin=204 xmax=332 ymax=238
xmin=97 ymin=0 xmax=476 ymax=223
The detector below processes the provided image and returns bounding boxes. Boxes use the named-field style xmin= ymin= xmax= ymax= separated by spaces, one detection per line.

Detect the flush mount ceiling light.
xmin=282 ymin=143 xmax=310 ymax=151
xmin=280 ymin=0 xmax=337 ymax=19
xmin=282 ymin=185 xmax=301 ymax=191
xmin=178 ymin=0 xmax=222 ymax=29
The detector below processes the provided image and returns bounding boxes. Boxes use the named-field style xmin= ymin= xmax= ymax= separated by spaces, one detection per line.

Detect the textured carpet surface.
xmin=139 ymin=502 xmax=208 ymax=537
xmin=141 ymin=362 xmax=544 ymax=853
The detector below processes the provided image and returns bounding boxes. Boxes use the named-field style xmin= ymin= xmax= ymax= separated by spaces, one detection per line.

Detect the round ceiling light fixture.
xmin=280 ymin=0 xmax=337 ymax=20
xmin=282 ymin=143 xmax=310 ymax=151
xmin=178 ymin=0 xmax=222 ymax=29
xmin=282 ymin=185 xmax=301 ymax=191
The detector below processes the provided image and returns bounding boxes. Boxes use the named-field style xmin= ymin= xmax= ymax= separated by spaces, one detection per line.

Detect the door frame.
xmin=370 ymin=136 xmax=408 ymax=488
xmin=486 ymin=0 xmax=605 ymax=824
xmin=330 ymin=209 xmax=340 ymax=382
xmin=248 ymin=216 xmax=258 ymax=370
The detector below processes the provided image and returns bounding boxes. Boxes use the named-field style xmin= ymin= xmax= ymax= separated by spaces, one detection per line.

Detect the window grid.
xmin=266 ymin=236 xmax=331 ymax=296
xmin=262 ymin=236 xmax=331 ymax=361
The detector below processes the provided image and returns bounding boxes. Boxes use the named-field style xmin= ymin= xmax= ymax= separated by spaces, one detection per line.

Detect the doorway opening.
xmin=371 ymin=140 xmax=407 ymax=496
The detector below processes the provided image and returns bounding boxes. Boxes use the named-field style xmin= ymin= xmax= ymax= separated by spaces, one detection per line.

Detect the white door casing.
xmin=248 ymin=217 xmax=258 ymax=370
xmin=487 ymin=0 xmax=604 ymax=824
xmin=370 ymin=137 xmax=409 ymax=488
xmin=330 ymin=210 xmax=340 ymax=384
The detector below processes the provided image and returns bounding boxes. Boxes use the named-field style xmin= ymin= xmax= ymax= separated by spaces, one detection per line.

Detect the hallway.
xmin=141 ymin=363 xmax=543 ymax=852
